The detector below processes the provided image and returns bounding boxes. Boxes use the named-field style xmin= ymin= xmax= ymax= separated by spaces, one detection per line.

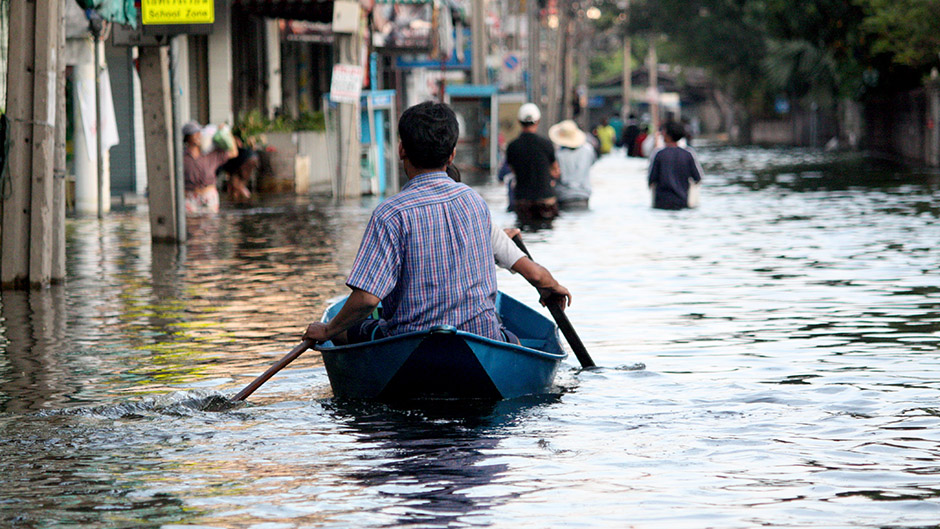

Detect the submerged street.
xmin=2 ymin=146 xmax=940 ymax=527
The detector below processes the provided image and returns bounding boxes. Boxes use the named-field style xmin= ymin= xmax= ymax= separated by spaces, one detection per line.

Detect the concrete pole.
xmin=621 ymin=1 xmax=631 ymax=121
xmin=2 ymin=0 xmax=37 ymax=288
xmin=334 ymin=12 xmax=363 ymax=199
xmin=576 ymin=19 xmax=590 ymax=131
xmin=208 ymin=0 xmax=234 ymax=124
xmin=53 ymin=0 xmax=67 ymax=282
xmin=563 ymin=17 xmax=575 ymax=121
xmin=545 ymin=6 xmax=567 ymax=128
xmin=471 ymin=0 xmax=486 ymax=85
xmin=648 ymin=40 xmax=659 ymax=134
xmin=265 ymin=18 xmax=283 ymax=117
xmin=927 ymin=82 xmax=940 ymax=167
xmin=138 ymin=45 xmax=179 ymax=242
xmin=527 ymin=0 xmax=540 ymax=109
xmin=29 ymin=0 xmax=61 ymax=286
xmin=169 ymin=37 xmax=186 ymax=243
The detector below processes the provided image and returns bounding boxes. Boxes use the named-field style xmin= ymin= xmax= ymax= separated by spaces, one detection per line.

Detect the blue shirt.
xmin=346 ymin=171 xmax=503 ymax=340
xmin=648 ymin=145 xmax=704 ymax=210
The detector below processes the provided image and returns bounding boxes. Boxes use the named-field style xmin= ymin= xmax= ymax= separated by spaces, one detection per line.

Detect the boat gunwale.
xmin=314 ymin=328 xmax=568 ymax=362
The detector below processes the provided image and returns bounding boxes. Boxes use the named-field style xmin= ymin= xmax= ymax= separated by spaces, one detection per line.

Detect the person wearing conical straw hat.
xmin=549 ymin=120 xmax=596 ymax=209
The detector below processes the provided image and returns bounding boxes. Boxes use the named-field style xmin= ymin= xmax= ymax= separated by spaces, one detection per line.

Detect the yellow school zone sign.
xmin=141 ymin=0 xmax=215 ymax=25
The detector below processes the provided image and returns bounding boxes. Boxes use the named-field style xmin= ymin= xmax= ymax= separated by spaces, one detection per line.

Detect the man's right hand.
xmin=538 ymin=283 xmax=572 ymax=310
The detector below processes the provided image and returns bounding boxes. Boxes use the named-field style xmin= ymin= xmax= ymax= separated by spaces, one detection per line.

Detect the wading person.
xmin=548 ymin=120 xmax=595 ymax=209
xmin=648 ymin=121 xmax=704 ymax=210
xmin=302 ymin=102 xmax=511 ymax=346
xmin=182 ymin=121 xmax=237 ymax=214
xmin=505 ymin=103 xmax=560 ymax=224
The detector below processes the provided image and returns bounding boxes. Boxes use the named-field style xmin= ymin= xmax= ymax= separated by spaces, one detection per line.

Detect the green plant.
xmin=235 ymin=110 xmax=326 ymax=147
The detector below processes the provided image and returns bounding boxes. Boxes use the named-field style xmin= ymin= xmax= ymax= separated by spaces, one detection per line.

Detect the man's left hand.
xmin=303 ymin=322 xmax=332 ymax=343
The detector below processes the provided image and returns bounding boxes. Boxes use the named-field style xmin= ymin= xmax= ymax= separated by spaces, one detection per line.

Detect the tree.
xmin=857 ymin=0 xmax=940 ymax=69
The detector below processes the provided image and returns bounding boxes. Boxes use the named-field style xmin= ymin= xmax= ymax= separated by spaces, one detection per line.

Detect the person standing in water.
xmin=647 ymin=121 xmax=704 ymax=210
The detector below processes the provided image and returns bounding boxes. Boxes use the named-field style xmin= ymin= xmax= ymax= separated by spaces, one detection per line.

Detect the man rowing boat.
xmin=303 ymin=102 xmax=513 ymax=345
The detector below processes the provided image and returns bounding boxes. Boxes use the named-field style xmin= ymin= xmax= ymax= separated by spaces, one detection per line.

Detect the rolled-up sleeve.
xmin=491 ymin=223 xmax=525 ymax=270
xmin=346 ymin=213 xmax=401 ymax=299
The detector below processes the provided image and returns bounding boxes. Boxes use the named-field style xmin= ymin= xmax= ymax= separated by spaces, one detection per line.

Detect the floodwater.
xmin=2 ymin=145 xmax=940 ymax=528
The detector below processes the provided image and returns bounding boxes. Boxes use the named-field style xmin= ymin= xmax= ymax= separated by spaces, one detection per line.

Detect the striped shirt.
xmin=346 ymin=171 xmax=502 ymax=340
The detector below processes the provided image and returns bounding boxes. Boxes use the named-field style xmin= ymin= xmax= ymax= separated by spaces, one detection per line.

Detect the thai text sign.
xmin=330 ymin=64 xmax=364 ymax=104
xmin=141 ymin=0 xmax=215 ymax=25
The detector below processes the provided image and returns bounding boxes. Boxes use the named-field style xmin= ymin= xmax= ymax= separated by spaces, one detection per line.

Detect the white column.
xmin=71 ymin=37 xmax=112 ymax=215
xmin=72 ymin=37 xmax=99 ymax=215
xmin=131 ymin=46 xmax=148 ymax=195
xmin=265 ymin=18 xmax=282 ymax=117
xmin=208 ymin=0 xmax=233 ymax=124
xmin=174 ymin=37 xmax=193 ymax=124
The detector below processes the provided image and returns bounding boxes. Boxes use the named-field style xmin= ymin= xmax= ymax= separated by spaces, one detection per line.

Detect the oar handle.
xmin=512 ymin=233 xmax=532 ymax=260
xmin=511 ymin=234 xmax=596 ymax=368
xmin=233 ymin=339 xmax=315 ymax=401
xmin=546 ymin=300 xmax=595 ymax=368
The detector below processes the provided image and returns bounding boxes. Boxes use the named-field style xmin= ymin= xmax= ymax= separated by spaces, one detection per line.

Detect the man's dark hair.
xmin=398 ymin=101 xmax=459 ymax=169
xmin=664 ymin=121 xmax=686 ymax=142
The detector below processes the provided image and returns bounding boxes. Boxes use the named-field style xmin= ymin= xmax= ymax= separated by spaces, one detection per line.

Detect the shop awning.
xmin=232 ymin=0 xmax=334 ymax=23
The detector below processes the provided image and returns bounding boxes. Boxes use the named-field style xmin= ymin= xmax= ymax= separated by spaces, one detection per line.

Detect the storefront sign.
xmin=141 ymin=0 xmax=215 ymax=25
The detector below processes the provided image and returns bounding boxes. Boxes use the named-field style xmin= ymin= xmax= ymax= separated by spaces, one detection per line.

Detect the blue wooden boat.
xmin=315 ymin=292 xmax=567 ymax=400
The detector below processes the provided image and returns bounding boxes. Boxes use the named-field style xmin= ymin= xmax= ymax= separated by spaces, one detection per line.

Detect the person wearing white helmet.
xmin=504 ymin=103 xmax=561 ymax=224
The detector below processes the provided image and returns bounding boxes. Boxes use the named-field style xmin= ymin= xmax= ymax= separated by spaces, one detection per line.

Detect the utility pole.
xmin=563 ymin=16 xmax=575 ymax=120
xmin=3 ymin=0 xmax=38 ymax=288
xmin=53 ymin=0 xmax=67 ymax=282
xmin=169 ymin=37 xmax=186 ymax=242
xmin=527 ymin=0 xmax=541 ymax=111
xmin=545 ymin=5 xmax=567 ymax=128
xmin=648 ymin=40 xmax=659 ymax=134
xmin=3 ymin=0 xmax=65 ymax=288
xmin=29 ymin=0 xmax=61 ymax=285
xmin=621 ymin=0 xmax=631 ymax=122
xmin=471 ymin=0 xmax=486 ymax=85
xmin=139 ymin=45 xmax=180 ymax=242
xmin=576 ymin=16 xmax=590 ymax=131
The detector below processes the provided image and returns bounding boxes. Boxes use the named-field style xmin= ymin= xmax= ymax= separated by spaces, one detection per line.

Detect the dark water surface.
xmin=2 ymin=146 xmax=940 ymax=528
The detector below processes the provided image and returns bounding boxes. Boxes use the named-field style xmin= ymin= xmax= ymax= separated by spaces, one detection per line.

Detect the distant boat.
xmin=316 ymin=292 xmax=567 ymax=400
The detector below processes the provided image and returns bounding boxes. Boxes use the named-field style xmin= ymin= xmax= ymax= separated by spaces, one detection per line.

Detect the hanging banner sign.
xmin=330 ymin=64 xmax=365 ymax=104
xmin=141 ymin=0 xmax=215 ymax=25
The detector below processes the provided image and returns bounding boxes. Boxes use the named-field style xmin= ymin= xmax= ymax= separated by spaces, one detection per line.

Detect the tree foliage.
xmin=856 ymin=0 xmax=940 ymax=69
xmin=613 ymin=0 xmax=939 ymax=114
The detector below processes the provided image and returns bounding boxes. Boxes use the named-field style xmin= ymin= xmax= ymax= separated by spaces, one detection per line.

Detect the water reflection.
xmin=328 ymin=396 xmax=558 ymax=527
xmin=0 ymin=288 xmax=68 ymax=412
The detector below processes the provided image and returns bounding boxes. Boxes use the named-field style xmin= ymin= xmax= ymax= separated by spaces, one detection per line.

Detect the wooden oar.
xmin=511 ymin=234 xmax=596 ymax=368
xmin=233 ymin=339 xmax=315 ymax=401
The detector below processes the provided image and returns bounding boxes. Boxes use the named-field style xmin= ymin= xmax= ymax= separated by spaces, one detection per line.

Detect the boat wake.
xmin=38 ymin=390 xmax=246 ymax=420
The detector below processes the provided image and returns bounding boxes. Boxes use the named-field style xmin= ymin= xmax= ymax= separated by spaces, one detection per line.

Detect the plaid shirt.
xmin=346 ymin=171 xmax=502 ymax=340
